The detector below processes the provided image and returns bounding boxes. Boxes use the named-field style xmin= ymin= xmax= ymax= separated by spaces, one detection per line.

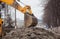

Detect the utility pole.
xmin=15 ymin=2 xmax=17 ymax=29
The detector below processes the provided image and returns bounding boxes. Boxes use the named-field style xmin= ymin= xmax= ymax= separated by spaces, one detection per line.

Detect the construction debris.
xmin=2 ymin=27 xmax=59 ymax=39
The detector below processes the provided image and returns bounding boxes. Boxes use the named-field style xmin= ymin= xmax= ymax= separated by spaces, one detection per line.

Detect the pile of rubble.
xmin=2 ymin=27 xmax=60 ymax=39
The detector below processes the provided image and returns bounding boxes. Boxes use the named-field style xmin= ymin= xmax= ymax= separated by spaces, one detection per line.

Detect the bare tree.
xmin=43 ymin=0 xmax=60 ymax=28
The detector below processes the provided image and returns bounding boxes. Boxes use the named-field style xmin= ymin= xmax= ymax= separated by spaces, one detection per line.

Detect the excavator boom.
xmin=0 ymin=0 xmax=32 ymax=14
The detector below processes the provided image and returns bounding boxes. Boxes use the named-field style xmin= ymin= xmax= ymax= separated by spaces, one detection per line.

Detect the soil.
xmin=2 ymin=27 xmax=60 ymax=39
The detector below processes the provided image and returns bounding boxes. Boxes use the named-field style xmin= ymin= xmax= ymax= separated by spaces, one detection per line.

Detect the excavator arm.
xmin=0 ymin=0 xmax=38 ymax=27
xmin=0 ymin=0 xmax=32 ymax=14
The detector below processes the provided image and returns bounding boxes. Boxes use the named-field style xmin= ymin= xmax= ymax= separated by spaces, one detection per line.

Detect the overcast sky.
xmin=9 ymin=0 xmax=47 ymax=20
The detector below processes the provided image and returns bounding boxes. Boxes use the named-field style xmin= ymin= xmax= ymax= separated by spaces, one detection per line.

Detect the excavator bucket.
xmin=24 ymin=12 xmax=38 ymax=27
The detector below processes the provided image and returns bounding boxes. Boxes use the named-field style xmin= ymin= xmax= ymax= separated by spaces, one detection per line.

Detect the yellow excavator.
xmin=0 ymin=0 xmax=38 ymax=37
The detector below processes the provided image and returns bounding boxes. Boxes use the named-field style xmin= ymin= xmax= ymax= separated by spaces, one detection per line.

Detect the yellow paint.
xmin=0 ymin=19 xmax=3 ymax=36
xmin=17 ymin=5 xmax=32 ymax=14
xmin=0 ymin=0 xmax=32 ymax=14
xmin=1 ymin=0 xmax=14 ymax=5
xmin=0 ymin=19 xmax=2 ymax=24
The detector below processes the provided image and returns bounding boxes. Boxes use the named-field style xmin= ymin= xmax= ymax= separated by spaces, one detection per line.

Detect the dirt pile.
xmin=2 ymin=27 xmax=59 ymax=39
